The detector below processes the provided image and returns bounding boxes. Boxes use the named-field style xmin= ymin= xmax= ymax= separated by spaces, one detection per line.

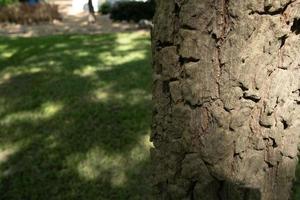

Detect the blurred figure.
xmin=88 ymin=0 xmax=96 ymax=24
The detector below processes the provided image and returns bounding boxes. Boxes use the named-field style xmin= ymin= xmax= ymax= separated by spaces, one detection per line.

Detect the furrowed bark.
xmin=151 ymin=0 xmax=300 ymax=199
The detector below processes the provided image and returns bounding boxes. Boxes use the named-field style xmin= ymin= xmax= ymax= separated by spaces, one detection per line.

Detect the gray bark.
xmin=151 ymin=0 xmax=300 ymax=199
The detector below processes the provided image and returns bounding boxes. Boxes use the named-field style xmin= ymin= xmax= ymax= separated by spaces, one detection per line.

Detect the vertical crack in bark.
xmin=217 ymin=180 xmax=225 ymax=200
xmin=187 ymin=181 xmax=197 ymax=200
xmin=214 ymin=0 xmax=230 ymax=99
xmin=213 ymin=2 xmax=233 ymax=197
xmin=220 ymin=0 xmax=230 ymax=42
xmin=279 ymin=35 xmax=288 ymax=49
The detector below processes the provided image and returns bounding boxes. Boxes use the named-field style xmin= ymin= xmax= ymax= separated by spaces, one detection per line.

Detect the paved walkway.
xmin=0 ymin=0 xmax=139 ymax=37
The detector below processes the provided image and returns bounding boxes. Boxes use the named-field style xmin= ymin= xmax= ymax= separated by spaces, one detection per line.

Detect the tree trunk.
xmin=151 ymin=0 xmax=300 ymax=199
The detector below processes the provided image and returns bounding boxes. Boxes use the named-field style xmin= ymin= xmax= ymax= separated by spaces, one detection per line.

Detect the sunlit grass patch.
xmin=0 ymin=145 xmax=19 ymax=165
xmin=1 ymin=102 xmax=63 ymax=125
xmin=76 ymin=133 xmax=152 ymax=184
xmin=0 ymin=32 xmax=152 ymax=200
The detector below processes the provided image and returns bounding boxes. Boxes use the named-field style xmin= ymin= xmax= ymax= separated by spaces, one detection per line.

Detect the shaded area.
xmin=292 ymin=165 xmax=300 ymax=199
xmin=0 ymin=32 xmax=152 ymax=200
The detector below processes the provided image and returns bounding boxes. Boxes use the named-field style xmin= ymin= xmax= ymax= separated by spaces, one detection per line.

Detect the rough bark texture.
xmin=151 ymin=0 xmax=300 ymax=199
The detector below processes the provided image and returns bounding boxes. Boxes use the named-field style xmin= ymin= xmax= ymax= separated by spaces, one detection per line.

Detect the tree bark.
xmin=151 ymin=0 xmax=300 ymax=199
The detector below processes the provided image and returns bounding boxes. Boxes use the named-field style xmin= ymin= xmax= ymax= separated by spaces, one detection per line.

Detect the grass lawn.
xmin=0 ymin=32 xmax=152 ymax=200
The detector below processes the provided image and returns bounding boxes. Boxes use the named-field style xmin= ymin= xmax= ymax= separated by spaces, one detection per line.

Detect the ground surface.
xmin=0 ymin=0 xmax=139 ymax=37
xmin=0 ymin=32 xmax=152 ymax=200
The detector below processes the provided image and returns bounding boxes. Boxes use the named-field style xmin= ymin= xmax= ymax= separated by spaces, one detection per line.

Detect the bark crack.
xmin=155 ymin=41 xmax=175 ymax=50
xmin=291 ymin=18 xmax=300 ymax=34
xmin=217 ymin=180 xmax=225 ymax=200
xmin=212 ymin=0 xmax=230 ymax=99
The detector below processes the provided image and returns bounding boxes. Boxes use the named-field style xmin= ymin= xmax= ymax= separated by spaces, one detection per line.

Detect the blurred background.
xmin=0 ymin=0 xmax=154 ymax=36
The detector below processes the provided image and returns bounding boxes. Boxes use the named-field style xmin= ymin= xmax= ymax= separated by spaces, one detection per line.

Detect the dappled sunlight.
xmin=0 ymin=73 xmax=12 ymax=84
xmin=0 ymin=44 xmax=8 ymax=50
xmin=1 ymin=101 xmax=63 ymax=124
xmin=76 ymin=51 xmax=91 ymax=57
xmin=0 ymin=32 xmax=152 ymax=199
xmin=44 ymin=135 xmax=60 ymax=150
xmin=41 ymin=102 xmax=64 ymax=118
xmin=129 ymin=134 xmax=153 ymax=160
xmin=0 ymin=67 xmax=45 ymax=84
xmin=116 ymin=32 xmax=149 ymax=45
xmin=1 ymin=111 xmax=43 ymax=124
xmin=91 ymin=88 xmax=124 ymax=102
xmin=76 ymin=147 xmax=128 ymax=185
xmin=0 ymin=145 xmax=19 ymax=165
xmin=73 ymin=65 xmax=99 ymax=78
xmin=127 ymin=89 xmax=152 ymax=105
xmin=76 ymin=133 xmax=152 ymax=187
xmin=0 ymin=44 xmax=16 ymax=60
xmin=90 ymin=88 xmax=151 ymax=104
xmin=0 ymin=68 xmax=42 ymax=78
xmin=1 ymin=52 xmax=15 ymax=59
xmin=0 ymin=145 xmax=20 ymax=179
xmin=97 ymin=50 xmax=147 ymax=67
xmin=115 ymin=32 xmax=151 ymax=52
xmin=52 ymin=43 xmax=69 ymax=49
xmin=92 ymin=89 xmax=109 ymax=101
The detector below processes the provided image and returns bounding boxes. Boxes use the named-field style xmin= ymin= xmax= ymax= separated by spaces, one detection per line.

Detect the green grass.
xmin=0 ymin=32 xmax=152 ymax=200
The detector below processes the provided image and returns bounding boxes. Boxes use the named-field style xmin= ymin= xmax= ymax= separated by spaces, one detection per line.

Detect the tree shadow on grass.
xmin=0 ymin=32 xmax=152 ymax=200
xmin=292 ymin=165 xmax=300 ymax=199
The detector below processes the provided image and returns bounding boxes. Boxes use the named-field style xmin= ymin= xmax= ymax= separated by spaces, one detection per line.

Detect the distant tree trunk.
xmin=151 ymin=0 xmax=300 ymax=199
xmin=88 ymin=0 xmax=96 ymax=23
